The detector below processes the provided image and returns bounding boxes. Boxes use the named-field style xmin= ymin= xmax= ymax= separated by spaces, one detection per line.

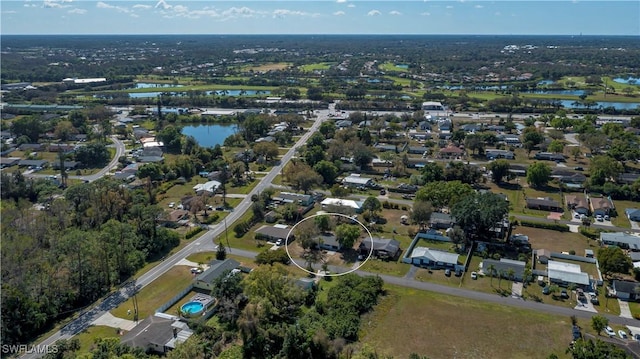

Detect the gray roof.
xmin=482 ymin=258 xmax=525 ymax=278
xmin=273 ymin=192 xmax=313 ymax=204
xmin=18 ymin=159 xmax=48 ymax=167
xmin=121 ymin=314 xmax=174 ymax=351
xmin=613 ymin=280 xmax=640 ymax=294
xmin=139 ymin=156 xmax=164 ymax=163
xmin=255 ymin=225 xmax=291 ymax=240
xmin=360 ymin=238 xmax=400 ymax=253
xmin=318 ymin=234 xmax=341 ymax=248
xmin=430 ymin=212 xmax=453 ymax=223
xmin=410 ymin=247 xmax=459 ymax=265
xmin=195 ymin=258 xmax=240 ymax=285
xmin=601 ymin=232 xmax=640 ymax=250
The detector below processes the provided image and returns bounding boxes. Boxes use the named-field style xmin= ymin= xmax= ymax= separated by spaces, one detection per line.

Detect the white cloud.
xmin=96 ymin=1 xmax=129 ymax=13
xmin=43 ymin=0 xmax=72 ymax=8
xmin=336 ymin=0 xmax=347 ymax=3
xmin=474 ymin=5 xmax=483 ymax=9
xmin=133 ymin=4 xmax=151 ymax=9
xmin=273 ymin=9 xmax=317 ymax=18
xmin=367 ymin=9 xmax=381 ymax=16
xmin=155 ymin=0 xmax=171 ymax=10
xmin=420 ymin=11 xmax=430 ymax=16
xmin=389 ymin=10 xmax=401 ymax=15
xmin=333 ymin=10 xmax=345 ymax=16
xmin=222 ymin=6 xmax=256 ymax=18
xmin=68 ymin=7 xmax=86 ymax=14
xmin=24 ymin=3 xmax=37 ymax=7
xmin=446 ymin=5 xmax=454 ymax=9
xmin=347 ymin=3 xmax=355 ymax=7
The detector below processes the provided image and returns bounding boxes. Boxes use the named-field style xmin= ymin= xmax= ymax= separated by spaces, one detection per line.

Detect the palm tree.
xmin=506 ymin=268 xmax=516 ymax=282
xmin=487 ymin=264 xmax=496 ymax=287
xmin=498 ymin=270 xmax=506 ymax=289
xmin=568 ymin=283 xmax=578 ymax=301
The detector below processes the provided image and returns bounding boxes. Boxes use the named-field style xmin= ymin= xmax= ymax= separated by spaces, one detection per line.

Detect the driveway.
xmin=620 ymin=299 xmax=634 ymax=319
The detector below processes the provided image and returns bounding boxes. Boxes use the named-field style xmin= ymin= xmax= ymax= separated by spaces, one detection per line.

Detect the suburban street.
xmin=21 ymin=104 xmax=335 ymax=359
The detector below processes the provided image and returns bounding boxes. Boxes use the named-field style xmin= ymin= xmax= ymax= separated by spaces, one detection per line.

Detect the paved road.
xmin=25 ymin=135 xmax=125 ymax=183
xmin=21 ymin=105 xmax=335 ymax=359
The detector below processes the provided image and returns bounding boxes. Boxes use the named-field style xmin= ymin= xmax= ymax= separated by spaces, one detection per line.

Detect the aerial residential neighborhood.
xmin=2 ymin=22 xmax=640 ymax=359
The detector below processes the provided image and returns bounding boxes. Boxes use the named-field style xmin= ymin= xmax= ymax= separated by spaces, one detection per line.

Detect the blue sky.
xmin=1 ymin=1 xmax=639 ymax=35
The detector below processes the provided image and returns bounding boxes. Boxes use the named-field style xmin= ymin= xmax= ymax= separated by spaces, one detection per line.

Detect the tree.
xmin=283 ymin=161 xmax=322 ymax=193
xmin=598 ymin=246 xmax=633 ymax=278
xmin=415 ymin=180 xmax=474 ymax=210
xmin=74 ymin=143 xmax=110 ymax=168
xmin=351 ymin=142 xmax=374 ymax=169
xmin=411 ymin=200 xmax=433 ymax=230
xmin=487 ymin=159 xmax=511 ymax=184
xmin=362 ymin=196 xmax=381 ymax=221
xmin=570 ymin=146 xmax=582 ymax=161
xmin=420 ymin=162 xmax=444 ymax=183
xmin=54 ymin=120 xmax=77 ymax=142
xmin=464 ymin=134 xmax=485 ymax=155
xmin=590 ymin=155 xmax=624 ymax=186
xmin=521 ymin=127 xmax=545 ymax=147
xmin=216 ymin=241 xmax=227 ymax=260
xmin=253 ymin=141 xmax=279 ymax=162
xmin=157 ymin=125 xmax=183 ymax=153
xmin=487 ymin=263 xmax=496 ymax=287
xmin=526 ymin=162 xmax=552 ymax=188
xmin=10 ymin=116 xmax=44 ymax=143
xmin=548 ymin=140 xmax=565 ymax=154
xmin=319 ymin=121 xmax=336 ymax=139
xmin=567 ymin=338 xmax=630 ymax=359
xmin=314 ymin=215 xmax=332 ymax=233
xmin=335 ymin=224 xmax=360 ymax=249
xmin=313 ymin=160 xmax=339 ymax=185
xmin=451 ymin=192 xmax=509 ymax=241
xmin=579 ymin=133 xmax=608 ymax=155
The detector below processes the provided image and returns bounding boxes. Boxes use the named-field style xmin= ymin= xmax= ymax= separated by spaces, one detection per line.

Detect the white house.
xmin=320 ymin=198 xmax=364 ymax=213
xmin=193 ymin=180 xmax=221 ymax=195
xmin=547 ymin=260 xmax=590 ymax=288
xmin=407 ymin=247 xmax=459 ymax=269
xmin=342 ymin=173 xmax=374 ymax=188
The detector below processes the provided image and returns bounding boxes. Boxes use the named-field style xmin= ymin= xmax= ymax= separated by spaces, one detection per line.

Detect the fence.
xmin=156 ymin=284 xmax=194 ymax=314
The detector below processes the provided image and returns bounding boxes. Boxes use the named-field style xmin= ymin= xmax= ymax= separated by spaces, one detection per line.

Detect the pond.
xmin=396 ymin=64 xmax=409 ymax=69
xmin=537 ymin=80 xmax=555 ymax=86
xmin=613 ymin=77 xmax=640 ymax=85
xmin=528 ymin=89 xmax=586 ymax=96
xmin=181 ymin=124 xmax=238 ymax=147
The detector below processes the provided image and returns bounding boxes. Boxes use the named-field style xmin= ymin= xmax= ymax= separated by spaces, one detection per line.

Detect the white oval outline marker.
xmin=284 ymin=212 xmax=374 ymax=277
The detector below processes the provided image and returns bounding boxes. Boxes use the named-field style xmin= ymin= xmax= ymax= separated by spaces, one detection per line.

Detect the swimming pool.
xmin=181 ymin=301 xmax=204 ymax=315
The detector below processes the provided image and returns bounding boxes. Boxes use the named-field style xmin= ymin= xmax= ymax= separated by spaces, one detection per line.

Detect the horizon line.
xmin=2 ymin=33 xmax=638 ymax=37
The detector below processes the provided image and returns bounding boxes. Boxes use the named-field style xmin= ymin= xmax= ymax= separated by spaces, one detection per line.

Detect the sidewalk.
xmin=619 ymin=299 xmax=634 ymax=319
xmin=92 ymin=312 xmax=137 ymax=331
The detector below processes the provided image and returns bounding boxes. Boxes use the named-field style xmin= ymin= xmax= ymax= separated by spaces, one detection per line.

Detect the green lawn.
xmin=359 ymin=258 xmax=410 ymax=277
xmin=378 ymin=62 xmax=410 ymax=73
xmin=359 ymin=284 xmax=574 ymax=359
xmin=74 ymin=325 xmax=121 ymax=353
xmin=110 ymin=266 xmax=194 ymax=320
xmin=299 ymin=62 xmax=333 ymax=72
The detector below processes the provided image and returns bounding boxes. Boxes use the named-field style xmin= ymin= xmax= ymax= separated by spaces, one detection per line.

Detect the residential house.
xmin=234 ymin=150 xmax=256 ymax=163
xmin=193 ymin=259 xmax=241 ymax=291
xmin=461 ymin=123 xmax=482 ymax=133
xmin=626 ymin=208 xmax=640 ymax=222
xmin=429 ymin=212 xmax=454 ymax=230
xmin=374 ymin=143 xmax=406 ymax=152
xmin=72 ymin=134 xmax=88 ymax=142
xmin=618 ymin=173 xmax=640 ymax=185
xmin=48 ymin=143 xmax=75 ymax=153
xmin=565 ymin=194 xmax=589 ymax=215
xmin=525 ymin=197 xmax=563 ymax=212
xmin=485 ymin=149 xmax=515 ymax=160
xmin=508 ymin=164 xmax=527 ymax=177
xmin=139 ymin=156 xmax=165 ymax=163
xmin=273 ymin=192 xmax=315 ymax=206
xmin=408 ymin=130 xmax=432 ymax=141
xmin=371 ymin=158 xmax=393 ymax=167
xmin=438 ymin=119 xmax=452 ymax=132
xmin=160 ymin=209 xmax=189 ymax=227
xmin=255 ymin=136 xmax=275 ymax=143
xmin=590 ymin=196 xmax=613 ymax=217
xmin=486 ymin=125 xmax=506 ymax=132
xmin=342 ymin=174 xmax=375 ymax=188
xmin=536 ymin=249 xmax=552 ymax=264
xmin=18 ymin=159 xmax=49 ymax=168
xmin=320 ymin=198 xmax=364 ymax=213
xmin=552 ymin=169 xmax=587 ymax=189
xmin=255 ymin=224 xmax=293 ymax=243
xmin=0 ymin=130 xmax=14 ymax=140
xmin=52 ymin=161 xmax=81 ymax=170
xmin=408 ymin=247 xmax=459 ymax=269
xmin=600 ymin=232 xmax=640 ymax=251
xmin=417 ymin=121 xmax=432 ymax=131
xmin=0 ymin=157 xmax=20 ymax=168
xmin=193 ymin=181 xmax=221 ymax=195
xmin=318 ymin=234 xmax=342 ymax=251
xmin=612 ymin=280 xmax=640 ymax=301
xmin=121 ymin=314 xmax=193 ymax=354
xmin=497 ymin=134 xmax=522 ymax=147
xmin=422 ymin=101 xmax=446 ymax=113
xmin=335 ymin=120 xmax=353 ymax=128
xmin=359 ymin=238 xmax=401 ymax=260
xmin=438 ymin=144 xmax=464 ymax=159
xmin=535 ymin=152 xmax=566 ymax=162
xmin=140 ymin=147 xmax=164 ymax=158
xmin=547 ymin=260 xmax=590 ymax=288
xmin=407 ymin=146 xmax=429 ymax=155
xmin=481 ymin=258 xmax=525 ymax=281
xmin=18 ymin=143 xmax=45 ymax=151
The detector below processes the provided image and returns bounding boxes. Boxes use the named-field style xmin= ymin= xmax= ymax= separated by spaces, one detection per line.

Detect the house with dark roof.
xmin=618 ymin=173 xmax=640 ymax=185
xmin=407 ymin=146 xmax=429 ymax=155
xmin=429 ymin=212 xmax=454 ymax=230
xmin=481 ymin=258 xmax=525 ymax=281
xmin=565 ymin=194 xmax=589 ymax=215
xmin=552 ymin=169 xmax=587 ymax=188
xmin=359 ymin=238 xmax=401 ymax=260
xmin=273 ymin=192 xmax=314 ymax=206
xmin=438 ymin=145 xmax=464 ymax=159
xmin=526 ymin=197 xmax=563 ymax=212
xmin=601 ymin=232 xmax=640 ymax=251
xmin=590 ymin=196 xmax=613 ymax=217
xmin=18 ymin=159 xmax=49 ymax=168
xmin=121 ymin=314 xmax=193 ymax=354
xmin=159 ymin=209 xmax=189 ymax=227
xmin=536 ymin=249 xmax=552 ymax=264
xmin=318 ymin=234 xmax=342 ymax=251
xmin=485 ymin=149 xmax=515 ymax=160
xmin=52 ymin=161 xmax=81 ymax=170
xmin=139 ymin=156 xmax=165 ymax=163
xmin=626 ymin=208 xmax=640 ymax=222
xmin=0 ymin=157 xmax=20 ymax=168
xmin=255 ymin=225 xmax=293 ymax=243
xmin=18 ymin=143 xmax=45 ymax=151
xmin=193 ymin=258 xmax=240 ymax=291
xmin=613 ymin=280 xmax=640 ymax=301
xmin=48 ymin=143 xmax=75 ymax=153
xmin=508 ymin=164 xmax=527 ymax=176
xmin=374 ymin=143 xmax=406 ymax=152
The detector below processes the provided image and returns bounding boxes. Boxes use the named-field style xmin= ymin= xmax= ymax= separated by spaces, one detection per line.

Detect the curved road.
xmin=21 ymin=105 xmax=335 ymax=359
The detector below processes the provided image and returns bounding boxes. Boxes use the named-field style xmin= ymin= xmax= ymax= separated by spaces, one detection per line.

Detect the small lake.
xmin=396 ymin=64 xmax=409 ymax=69
xmin=613 ymin=77 xmax=640 ymax=85
xmin=181 ymin=124 xmax=238 ymax=147
xmin=559 ymin=100 xmax=640 ymax=110
xmin=537 ymin=80 xmax=555 ymax=86
xmin=529 ymin=89 xmax=586 ymax=96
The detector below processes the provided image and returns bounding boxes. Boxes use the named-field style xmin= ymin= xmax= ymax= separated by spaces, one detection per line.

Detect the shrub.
xmin=201 ymin=213 xmax=220 ymax=224
xmin=580 ymin=227 xmax=601 ymax=240
xmin=519 ymin=220 xmax=569 ymax=232
xmin=185 ymin=227 xmax=204 ymax=239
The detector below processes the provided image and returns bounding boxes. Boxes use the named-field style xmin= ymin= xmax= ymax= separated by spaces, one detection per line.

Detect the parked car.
xmin=561 ymin=290 xmax=569 ymax=299
xmin=190 ymin=267 xmax=203 ymax=274
xmin=380 ymin=189 xmax=386 ymax=195
xmin=618 ymin=330 xmax=628 ymax=339
xmin=574 ymin=213 xmax=580 ymax=219
xmin=169 ymin=202 xmax=175 ymax=208
xmin=605 ymin=326 xmax=616 ymax=337
xmin=596 ymin=215 xmax=604 ymax=222
xmin=574 ymin=166 xmax=584 ymax=171
xmin=542 ymin=286 xmax=550 ymax=295
xmin=455 ymin=269 xmax=463 ymax=277
xmin=591 ymin=296 xmax=600 ymax=305
xmin=444 ymin=269 xmax=451 ymax=277
xmin=604 ymin=215 xmax=610 ymax=221
xmin=471 ymin=271 xmax=478 ymax=280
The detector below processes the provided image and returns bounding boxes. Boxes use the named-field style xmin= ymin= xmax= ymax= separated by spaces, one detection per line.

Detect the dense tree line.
xmin=1 ymin=176 xmax=180 ymax=345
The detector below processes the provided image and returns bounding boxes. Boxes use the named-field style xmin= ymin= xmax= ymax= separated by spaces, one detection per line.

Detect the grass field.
xmin=244 ymin=62 xmax=292 ymax=72
xmin=111 ymin=266 xmax=194 ymax=320
xmin=359 ymin=284 xmax=574 ymax=358
xmin=378 ymin=62 xmax=410 ymax=73
xmin=74 ymin=325 xmax=121 ymax=353
xmin=299 ymin=62 xmax=333 ymax=72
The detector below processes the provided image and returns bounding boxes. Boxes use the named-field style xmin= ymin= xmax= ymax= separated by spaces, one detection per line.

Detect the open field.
xmin=378 ymin=62 xmax=410 ymax=73
xmin=244 ymin=62 xmax=292 ymax=72
xmin=74 ymin=325 xmax=122 ymax=353
xmin=110 ymin=266 xmax=194 ymax=320
xmin=514 ymin=226 xmax=595 ymax=255
xmin=359 ymin=284 xmax=574 ymax=358
xmin=299 ymin=62 xmax=333 ymax=72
